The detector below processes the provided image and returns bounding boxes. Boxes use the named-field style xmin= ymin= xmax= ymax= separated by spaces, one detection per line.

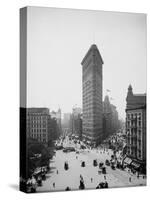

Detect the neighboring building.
xmin=27 ymin=107 xmax=62 ymax=146
xmin=103 ymin=95 xmax=119 ymax=139
xmin=71 ymin=107 xmax=82 ymax=138
xmin=81 ymin=44 xmax=103 ymax=145
xmin=57 ymin=108 xmax=62 ymax=135
xmin=110 ymin=104 xmax=119 ymax=133
xmin=119 ymin=119 xmax=126 ymax=134
xmin=62 ymin=113 xmax=71 ymax=128
xmin=48 ymin=116 xmax=59 ymax=142
xmin=27 ymin=108 xmax=50 ymax=145
xmin=125 ymin=85 xmax=146 ymax=173
xmin=103 ymin=95 xmax=112 ymax=138
xmin=50 ymin=108 xmax=62 ymax=137
xmin=62 ymin=113 xmax=72 ymax=136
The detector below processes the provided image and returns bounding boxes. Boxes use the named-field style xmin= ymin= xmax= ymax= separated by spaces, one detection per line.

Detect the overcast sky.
xmin=27 ymin=6 xmax=146 ymax=119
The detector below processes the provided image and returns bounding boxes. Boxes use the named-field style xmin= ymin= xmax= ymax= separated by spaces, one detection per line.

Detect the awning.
xmin=131 ymin=161 xmax=140 ymax=168
xmin=124 ymin=157 xmax=132 ymax=165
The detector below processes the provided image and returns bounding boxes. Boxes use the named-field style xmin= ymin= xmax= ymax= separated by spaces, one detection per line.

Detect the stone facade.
xmin=103 ymin=95 xmax=119 ymax=139
xmin=81 ymin=44 xmax=103 ymax=145
xmin=126 ymin=85 xmax=146 ymax=171
xmin=27 ymin=108 xmax=50 ymax=145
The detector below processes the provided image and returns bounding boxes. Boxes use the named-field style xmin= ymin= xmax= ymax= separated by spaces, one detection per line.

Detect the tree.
xmin=27 ymin=137 xmax=54 ymax=178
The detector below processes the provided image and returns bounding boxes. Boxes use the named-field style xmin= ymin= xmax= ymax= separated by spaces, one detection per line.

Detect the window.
xmin=138 ymin=130 xmax=141 ymax=138
xmin=138 ymin=121 xmax=141 ymax=127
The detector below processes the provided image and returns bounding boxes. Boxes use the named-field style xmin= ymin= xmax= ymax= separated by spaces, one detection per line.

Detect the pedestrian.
xmin=104 ymin=175 xmax=106 ymax=180
xmin=105 ymin=181 xmax=108 ymax=188
xmin=57 ymin=170 xmax=58 ymax=174
xmin=53 ymin=182 xmax=55 ymax=188
xmin=80 ymin=174 xmax=83 ymax=180
xmin=65 ymin=186 xmax=71 ymax=191
xmin=129 ymin=177 xmax=131 ymax=182
xmin=91 ymin=178 xmax=93 ymax=183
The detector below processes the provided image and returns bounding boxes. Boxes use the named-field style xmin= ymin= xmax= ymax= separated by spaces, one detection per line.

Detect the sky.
xmin=27 ymin=6 xmax=147 ymax=120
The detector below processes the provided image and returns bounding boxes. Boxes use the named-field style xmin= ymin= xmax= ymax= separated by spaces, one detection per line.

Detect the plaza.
xmin=37 ymin=137 xmax=146 ymax=192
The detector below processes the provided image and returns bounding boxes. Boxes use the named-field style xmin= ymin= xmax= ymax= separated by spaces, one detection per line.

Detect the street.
xmin=37 ymin=137 xmax=146 ymax=192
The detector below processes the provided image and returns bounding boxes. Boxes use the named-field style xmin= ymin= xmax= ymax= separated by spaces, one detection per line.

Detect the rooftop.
xmin=126 ymin=86 xmax=146 ymax=110
xmin=81 ymin=44 xmax=104 ymax=65
xmin=27 ymin=107 xmax=50 ymax=114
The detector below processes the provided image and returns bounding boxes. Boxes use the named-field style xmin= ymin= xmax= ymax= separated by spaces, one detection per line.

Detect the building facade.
xmin=61 ymin=113 xmax=72 ymax=136
xmin=50 ymin=108 xmax=62 ymax=137
xmin=81 ymin=44 xmax=103 ymax=145
xmin=125 ymin=85 xmax=146 ymax=172
xmin=110 ymin=104 xmax=119 ymax=133
xmin=71 ymin=107 xmax=82 ymax=138
xmin=103 ymin=95 xmax=119 ymax=139
xmin=103 ymin=95 xmax=112 ymax=138
xmin=27 ymin=108 xmax=50 ymax=145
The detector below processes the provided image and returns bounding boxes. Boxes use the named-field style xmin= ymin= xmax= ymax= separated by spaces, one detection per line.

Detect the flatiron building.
xmin=81 ymin=44 xmax=103 ymax=145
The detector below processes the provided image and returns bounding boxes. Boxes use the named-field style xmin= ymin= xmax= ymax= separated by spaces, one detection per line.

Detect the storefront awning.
xmin=124 ymin=157 xmax=132 ymax=165
xmin=131 ymin=161 xmax=140 ymax=168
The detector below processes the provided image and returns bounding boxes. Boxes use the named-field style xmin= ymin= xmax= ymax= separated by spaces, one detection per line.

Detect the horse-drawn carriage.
xmin=93 ymin=159 xmax=98 ymax=167
xmin=96 ymin=181 xmax=108 ymax=189
xmin=64 ymin=162 xmax=69 ymax=170
xmin=81 ymin=161 xmax=85 ymax=167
